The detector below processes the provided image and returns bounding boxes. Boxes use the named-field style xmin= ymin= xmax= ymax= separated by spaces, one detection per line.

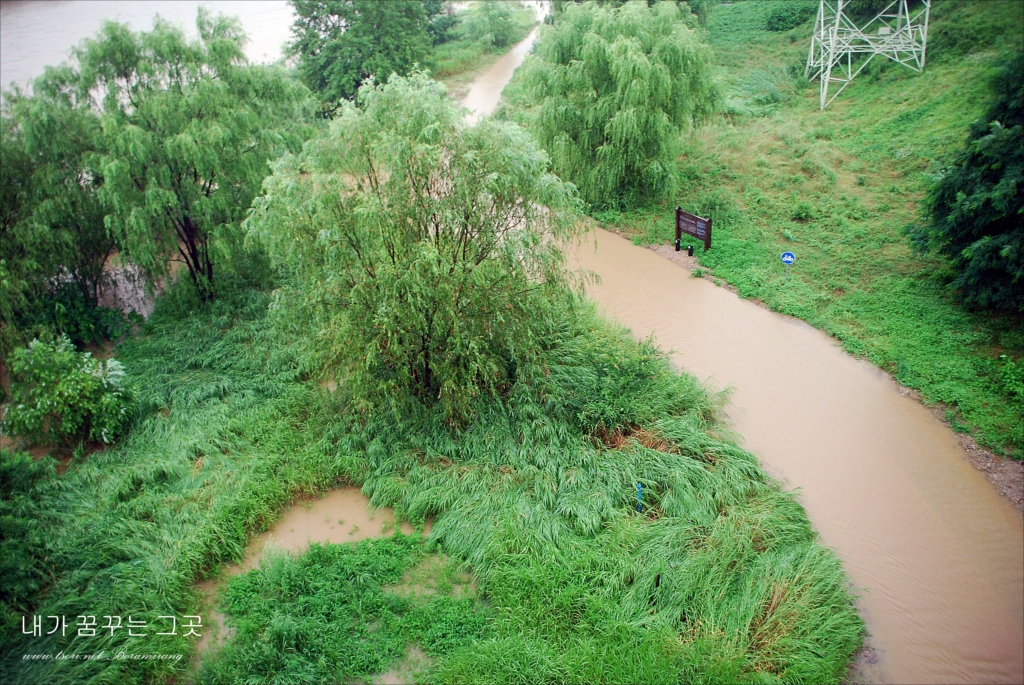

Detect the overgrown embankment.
xmin=0 ymin=280 xmax=863 ymax=684
xmin=572 ymin=0 xmax=1024 ymax=455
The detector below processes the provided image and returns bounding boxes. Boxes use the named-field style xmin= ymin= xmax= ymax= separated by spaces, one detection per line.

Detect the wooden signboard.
xmin=675 ymin=207 xmax=712 ymax=252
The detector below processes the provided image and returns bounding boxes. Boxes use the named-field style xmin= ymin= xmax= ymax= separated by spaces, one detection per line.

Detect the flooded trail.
xmin=461 ymin=1 xmax=548 ymax=124
xmin=569 ymin=229 xmax=1024 ymax=684
xmin=462 ymin=26 xmax=539 ymax=124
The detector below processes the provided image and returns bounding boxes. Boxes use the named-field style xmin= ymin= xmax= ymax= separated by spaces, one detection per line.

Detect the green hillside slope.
xmin=605 ymin=0 xmax=1024 ymax=455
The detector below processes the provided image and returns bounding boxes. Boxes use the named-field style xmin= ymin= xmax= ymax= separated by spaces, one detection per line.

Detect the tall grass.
xmin=2 ymin=279 xmax=862 ymax=683
xmin=0 ymin=279 xmax=360 ymax=684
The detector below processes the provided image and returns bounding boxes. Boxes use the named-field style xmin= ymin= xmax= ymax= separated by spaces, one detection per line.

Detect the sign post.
xmin=781 ymin=251 xmax=796 ymax=283
xmin=675 ymin=207 xmax=712 ymax=253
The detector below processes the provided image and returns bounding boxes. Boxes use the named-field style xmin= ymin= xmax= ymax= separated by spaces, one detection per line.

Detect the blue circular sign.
xmin=781 ymin=251 xmax=796 ymax=265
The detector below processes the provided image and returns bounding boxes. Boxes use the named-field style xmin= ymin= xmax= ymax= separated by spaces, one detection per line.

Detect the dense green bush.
xmin=912 ymin=53 xmax=1024 ymax=311
xmin=289 ymin=0 xmax=431 ymax=103
xmin=14 ymin=282 xmax=131 ymax=349
xmin=765 ymin=2 xmax=816 ymax=32
xmin=2 ymin=336 xmax=134 ymax=446
xmin=462 ymin=0 xmax=519 ymax=48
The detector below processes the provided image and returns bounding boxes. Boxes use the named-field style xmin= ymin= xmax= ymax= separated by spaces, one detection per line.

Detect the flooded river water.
xmin=0 ymin=1 xmax=293 ymax=90
xmin=6 ymin=1 xmax=1021 ymax=682
xmin=568 ymin=230 xmax=1024 ymax=684
xmin=459 ymin=16 xmax=1023 ymax=682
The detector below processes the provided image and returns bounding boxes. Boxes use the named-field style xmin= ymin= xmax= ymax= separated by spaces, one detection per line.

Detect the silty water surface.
xmin=568 ymin=230 xmax=1023 ymax=684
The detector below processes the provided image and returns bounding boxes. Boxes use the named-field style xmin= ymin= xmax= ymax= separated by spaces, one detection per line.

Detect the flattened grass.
xmin=0 ymin=283 xmax=360 ymax=684
xmin=2 ymin=283 xmax=862 ymax=684
xmin=336 ymin=302 xmax=863 ymax=683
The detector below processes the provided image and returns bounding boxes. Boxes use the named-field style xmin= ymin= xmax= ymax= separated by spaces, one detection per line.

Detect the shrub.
xmin=15 ymin=282 xmax=132 ymax=349
xmin=912 ymin=53 xmax=1024 ymax=311
xmin=791 ymin=198 xmax=817 ymax=222
xmin=2 ymin=336 xmax=134 ymax=446
xmin=765 ymin=2 xmax=816 ymax=32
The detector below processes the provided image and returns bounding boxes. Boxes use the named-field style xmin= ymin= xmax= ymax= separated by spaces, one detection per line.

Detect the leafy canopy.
xmin=288 ymin=0 xmax=431 ymax=104
xmin=76 ymin=9 xmax=313 ymax=301
xmin=914 ymin=53 xmax=1024 ymax=311
xmin=246 ymin=72 xmax=581 ymax=424
xmin=2 ymin=336 xmax=134 ymax=447
xmin=1 ymin=68 xmax=123 ymax=359
xmin=525 ymin=0 xmax=718 ymax=210
xmin=462 ymin=0 xmax=520 ymax=49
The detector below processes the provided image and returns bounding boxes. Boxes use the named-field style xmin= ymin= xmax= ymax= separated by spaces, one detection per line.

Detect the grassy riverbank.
xmin=0 ymin=277 xmax=863 ymax=684
xmin=561 ymin=0 xmax=1024 ymax=455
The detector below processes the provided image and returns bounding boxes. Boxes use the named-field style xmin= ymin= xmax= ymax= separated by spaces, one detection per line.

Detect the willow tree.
xmin=2 ymin=69 xmax=113 ymax=357
xmin=526 ymin=0 xmax=717 ymax=209
xmin=245 ymin=72 xmax=580 ymax=423
xmin=77 ymin=9 xmax=313 ymax=301
xmin=289 ymin=0 xmax=431 ymax=104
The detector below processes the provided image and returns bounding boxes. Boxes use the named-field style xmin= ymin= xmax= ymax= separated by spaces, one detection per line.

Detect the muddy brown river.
xmin=568 ymin=230 xmax=1024 ymax=684
xmin=461 ymin=20 xmax=1024 ymax=682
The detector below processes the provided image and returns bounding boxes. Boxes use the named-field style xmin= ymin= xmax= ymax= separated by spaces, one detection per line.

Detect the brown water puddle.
xmin=193 ymin=486 xmax=430 ymax=661
xmin=569 ymin=229 xmax=1024 ymax=684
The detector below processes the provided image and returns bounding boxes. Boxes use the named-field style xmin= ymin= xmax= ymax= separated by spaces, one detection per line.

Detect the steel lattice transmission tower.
xmin=806 ymin=0 xmax=931 ymax=110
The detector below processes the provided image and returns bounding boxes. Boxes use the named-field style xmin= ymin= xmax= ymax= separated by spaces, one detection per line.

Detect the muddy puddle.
xmin=569 ymin=229 xmax=1024 ymax=684
xmin=193 ymin=487 xmax=431 ymax=662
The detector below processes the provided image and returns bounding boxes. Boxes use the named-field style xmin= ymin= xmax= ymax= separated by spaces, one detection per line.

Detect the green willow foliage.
xmin=289 ymin=0 xmax=432 ymax=104
xmin=914 ymin=53 xmax=1024 ymax=311
xmin=1 ymin=70 xmax=115 ymax=358
xmin=246 ymin=72 xmax=580 ymax=424
xmin=76 ymin=9 xmax=313 ymax=301
xmin=526 ymin=0 xmax=718 ymax=209
xmin=462 ymin=0 xmax=520 ymax=49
